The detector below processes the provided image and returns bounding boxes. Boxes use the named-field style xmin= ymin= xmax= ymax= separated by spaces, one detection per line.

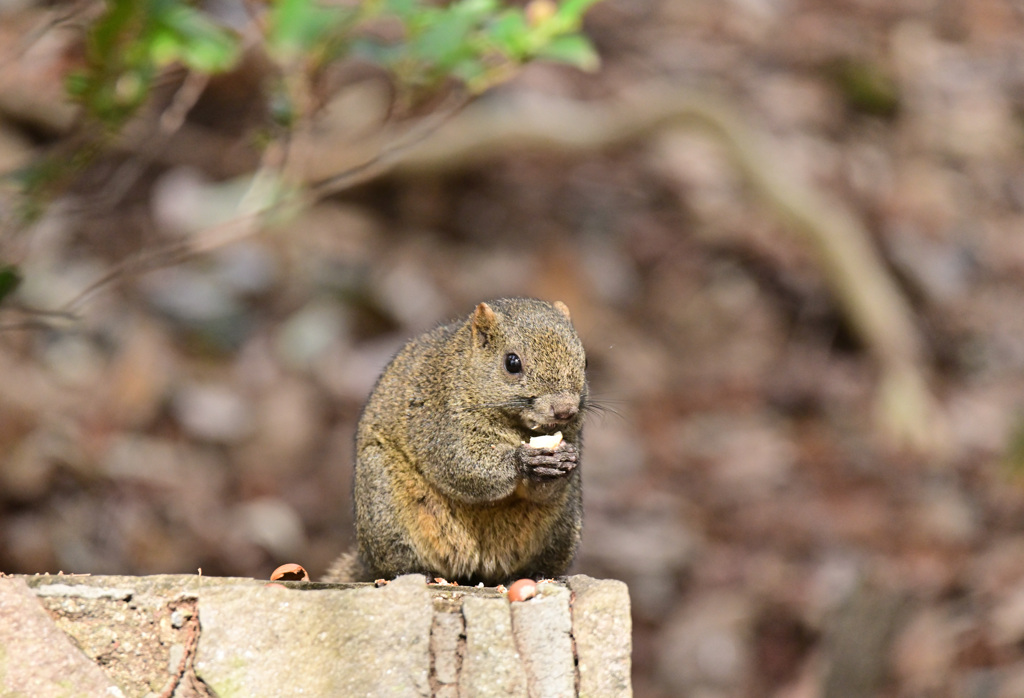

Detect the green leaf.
xmin=64 ymin=71 xmax=91 ymax=98
xmin=414 ymin=14 xmax=475 ymax=67
xmin=383 ymin=0 xmax=416 ymax=13
xmin=148 ymin=28 xmax=180 ymax=65
xmin=452 ymin=56 xmax=488 ymax=85
xmin=537 ymin=33 xmax=599 ymax=70
xmin=487 ymin=11 xmax=530 ymax=57
xmin=268 ymin=0 xmax=351 ymax=58
xmin=152 ymin=4 xmax=240 ymax=72
xmin=557 ymin=0 xmax=603 ymax=23
xmin=179 ymin=34 xmax=239 ymax=73
xmin=457 ymin=0 xmax=499 ymax=16
xmin=0 ymin=265 xmax=22 ymax=306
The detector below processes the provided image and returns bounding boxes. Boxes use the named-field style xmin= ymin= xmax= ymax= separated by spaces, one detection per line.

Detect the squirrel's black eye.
xmin=504 ymin=352 xmax=522 ymax=374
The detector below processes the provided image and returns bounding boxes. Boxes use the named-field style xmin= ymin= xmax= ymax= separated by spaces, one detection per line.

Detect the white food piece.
xmin=528 ymin=431 xmax=563 ymax=449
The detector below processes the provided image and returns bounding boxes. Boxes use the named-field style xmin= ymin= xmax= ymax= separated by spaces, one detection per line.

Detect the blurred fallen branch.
xmin=0 ymin=305 xmax=80 ymax=332
xmin=393 ymin=87 xmax=942 ymax=454
xmin=308 ymin=89 xmax=470 ymax=198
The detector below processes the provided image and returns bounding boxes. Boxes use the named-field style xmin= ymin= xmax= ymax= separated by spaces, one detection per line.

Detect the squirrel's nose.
xmin=550 ymin=397 xmax=579 ymax=422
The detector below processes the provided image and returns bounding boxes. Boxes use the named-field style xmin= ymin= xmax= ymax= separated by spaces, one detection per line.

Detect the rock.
xmin=152 ymin=168 xmax=271 ymax=236
xmin=430 ymin=606 xmax=465 ymax=695
xmin=33 ymin=583 xmax=133 ymax=600
xmin=194 ymin=574 xmax=433 ymax=697
xmin=171 ymin=382 xmax=253 ymax=443
xmin=275 ymin=300 xmax=347 ymax=370
xmin=0 ymin=577 xmax=125 ymax=697
xmin=40 ymin=331 xmax=106 ymax=388
xmin=510 ymin=583 xmax=575 ymax=698
xmin=568 ymin=575 xmax=632 ymax=697
xmin=214 ymin=242 xmax=278 ymax=296
xmin=461 ymin=595 xmax=528 ymax=697
xmin=28 ymin=574 xmax=256 ymax=696
xmin=141 ymin=265 xmax=242 ymax=324
xmin=151 ymin=167 xmax=211 ymax=235
xmin=9 ymin=573 xmax=633 ymax=696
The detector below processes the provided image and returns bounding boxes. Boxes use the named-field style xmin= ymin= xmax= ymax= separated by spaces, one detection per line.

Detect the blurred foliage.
xmin=3 ymin=0 xmax=601 ymax=285
xmin=66 ymin=0 xmax=240 ymax=128
xmin=70 ymin=0 xmax=602 ymax=129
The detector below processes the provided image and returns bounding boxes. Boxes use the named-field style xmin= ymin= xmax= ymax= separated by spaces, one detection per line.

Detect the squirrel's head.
xmin=468 ymin=298 xmax=587 ymax=434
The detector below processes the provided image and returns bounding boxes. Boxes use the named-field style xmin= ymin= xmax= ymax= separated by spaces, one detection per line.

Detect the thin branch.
xmin=0 ymin=303 xmax=81 ymax=332
xmin=309 ymin=88 xmax=471 ymax=199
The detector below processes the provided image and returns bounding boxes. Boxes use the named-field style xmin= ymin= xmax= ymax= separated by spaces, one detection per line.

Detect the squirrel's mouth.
xmin=523 ymin=416 xmax=573 ymax=433
xmin=521 ymin=397 xmax=580 ymax=433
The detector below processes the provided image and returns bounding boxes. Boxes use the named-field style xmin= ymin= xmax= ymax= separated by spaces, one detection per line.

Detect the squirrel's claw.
xmin=518 ymin=442 xmax=578 ymax=480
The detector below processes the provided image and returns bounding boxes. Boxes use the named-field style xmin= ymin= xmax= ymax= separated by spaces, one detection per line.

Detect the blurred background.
xmin=3 ymin=0 xmax=1024 ymax=696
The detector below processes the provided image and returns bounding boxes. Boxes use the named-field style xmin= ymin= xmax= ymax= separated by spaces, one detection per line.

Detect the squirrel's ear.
xmin=472 ymin=302 xmax=498 ymax=348
xmin=553 ymin=301 xmax=572 ymax=321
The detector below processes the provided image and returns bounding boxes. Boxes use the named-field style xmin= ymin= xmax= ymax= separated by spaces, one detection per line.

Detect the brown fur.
xmin=325 ymin=298 xmax=587 ymax=585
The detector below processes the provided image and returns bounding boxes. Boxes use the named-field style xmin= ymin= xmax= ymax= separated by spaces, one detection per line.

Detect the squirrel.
xmin=325 ymin=298 xmax=588 ymax=585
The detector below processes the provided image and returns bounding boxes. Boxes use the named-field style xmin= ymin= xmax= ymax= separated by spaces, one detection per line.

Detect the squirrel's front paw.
xmin=518 ymin=442 xmax=578 ymax=480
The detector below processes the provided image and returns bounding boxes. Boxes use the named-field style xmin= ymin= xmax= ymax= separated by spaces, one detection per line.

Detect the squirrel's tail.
xmin=322 ymin=548 xmax=372 ymax=583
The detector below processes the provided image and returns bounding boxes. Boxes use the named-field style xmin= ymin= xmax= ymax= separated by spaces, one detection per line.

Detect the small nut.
xmin=270 ymin=563 xmax=309 ymax=582
xmin=528 ymin=431 xmax=563 ymax=449
xmin=507 ymin=578 xmax=538 ymax=602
